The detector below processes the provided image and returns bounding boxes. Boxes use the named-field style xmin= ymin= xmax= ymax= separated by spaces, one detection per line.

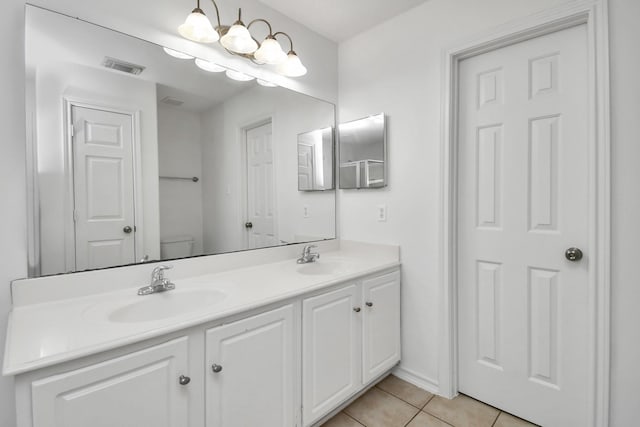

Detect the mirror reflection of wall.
xmin=338 ymin=113 xmax=386 ymax=189
xmin=25 ymin=6 xmax=336 ymax=278
xmin=297 ymin=127 xmax=334 ymax=191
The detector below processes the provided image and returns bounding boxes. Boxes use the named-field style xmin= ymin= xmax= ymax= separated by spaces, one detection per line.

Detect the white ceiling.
xmin=256 ymin=0 xmax=430 ymax=42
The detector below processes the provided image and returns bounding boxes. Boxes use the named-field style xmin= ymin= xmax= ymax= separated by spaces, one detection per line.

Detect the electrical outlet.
xmin=377 ymin=205 xmax=387 ymax=222
xmin=303 ymin=205 xmax=310 ymax=218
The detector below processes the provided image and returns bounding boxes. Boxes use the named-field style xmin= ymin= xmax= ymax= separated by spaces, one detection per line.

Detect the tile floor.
xmin=321 ymin=375 xmax=538 ymax=427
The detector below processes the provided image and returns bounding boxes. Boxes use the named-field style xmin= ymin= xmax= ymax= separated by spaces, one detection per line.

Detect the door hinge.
xmin=73 ymin=210 xmax=79 ymax=222
xmin=70 ymin=124 xmax=75 ymax=137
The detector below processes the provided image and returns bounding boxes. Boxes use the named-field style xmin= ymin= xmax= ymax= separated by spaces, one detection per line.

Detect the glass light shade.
xmin=253 ymin=37 xmax=287 ymax=65
xmin=178 ymin=10 xmax=219 ymax=43
xmin=225 ymin=69 xmax=255 ymax=82
xmin=163 ymin=47 xmax=194 ymax=59
xmin=194 ymin=58 xmax=226 ymax=73
xmin=257 ymin=79 xmax=278 ymax=87
xmin=220 ymin=24 xmax=258 ymax=54
xmin=277 ymin=51 xmax=307 ymax=77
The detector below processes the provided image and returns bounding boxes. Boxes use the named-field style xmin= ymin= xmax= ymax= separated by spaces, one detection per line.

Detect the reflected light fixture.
xmin=178 ymin=0 xmax=306 ymax=76
xmin=194 ymin=58 xmax=226 ymax=72
xmin=256 ymin=79 xmax=278 ymax=88
xmin=225 ymin=69 xmax=255 ymax=82
xmin=163 ymin=47 xmax=194 ymax=59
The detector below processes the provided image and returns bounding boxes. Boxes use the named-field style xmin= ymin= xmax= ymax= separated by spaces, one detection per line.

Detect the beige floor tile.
xmin=423 ymin=395 xmax=499 ymax=427
xmin=321 ymin=412 xmax=364 ymax=427
xmin=494 ymin=412 xmax=538 ymax=427
xmin=406 ymin=411 xmax=453 ymax=427
xmin=344 ymin=387 xmax=420 ymax=427
xmin=376 ymin=375 xmax=434 ymax=408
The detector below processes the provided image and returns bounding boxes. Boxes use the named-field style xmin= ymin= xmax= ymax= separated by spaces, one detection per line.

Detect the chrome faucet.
xmin=138 ymin=265 xmax=175 ymax=295
xmin=297 ymin=245 xmax=320 ymax=264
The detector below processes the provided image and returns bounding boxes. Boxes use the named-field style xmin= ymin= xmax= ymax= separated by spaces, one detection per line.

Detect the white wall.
xmin=157 ymin=105 xmax=204 ymax=256
xmin=338 ymin=0 xmax=640 ymax=424
xmin=0 ymin=0 xmax=25 ymax=424
xmin=32 ymin=61 xmax=161 ymax=274
xmin=608 ymin=0 xmax=640 ymax=424
xmin=201 ymin=86 xmax=335 ymax=253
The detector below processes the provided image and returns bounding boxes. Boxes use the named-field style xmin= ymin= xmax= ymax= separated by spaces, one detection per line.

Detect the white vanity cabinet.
xmin=27 ymin=337 xmax=190 ymax=427
xmin=302 ymin=269 xmax=401 ymax=426
xmin=205 ymin=304 xmax=297 ymax=427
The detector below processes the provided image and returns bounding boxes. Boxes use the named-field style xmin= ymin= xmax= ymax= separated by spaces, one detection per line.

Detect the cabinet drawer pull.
xmin=211 ymin=363 xmax=223 ymax=373
xmin=353 ymin=307 xmax=361 ymax=313
xmin=365 ymin=302 xmax=373 ymax=307
xmin=179 ymin=375 xmax=191 ymax=385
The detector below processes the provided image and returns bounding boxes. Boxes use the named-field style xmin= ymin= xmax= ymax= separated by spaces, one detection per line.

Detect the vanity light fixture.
xmin=178 ymin=0 xmax=307 ymax=76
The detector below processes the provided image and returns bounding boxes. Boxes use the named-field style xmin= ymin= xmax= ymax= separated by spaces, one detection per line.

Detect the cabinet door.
xmin=31 ymin=337 xmax=190 ymax=427
xmin=302 ymin=284 xmax=361 ymax=426
xmin=362 ymin=270 xmax=401 ymax=383
xmin=205 ymin=304 xmax=295 ymax=427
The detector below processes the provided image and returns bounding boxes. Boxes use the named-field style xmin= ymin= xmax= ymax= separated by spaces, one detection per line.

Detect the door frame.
xmin=237 ymin=114 xmax=278 ymax=248
xmin=62 ymin=97 xmax=143 ymax=271
xmin=438 ymin=1 xmax=611 ymax=426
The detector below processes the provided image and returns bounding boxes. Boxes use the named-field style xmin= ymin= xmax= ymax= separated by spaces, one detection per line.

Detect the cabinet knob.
xmin=353 ymin=307 xmax=361 ymax=313
xmin=211 ymin=363 xmax=223 ymax=373
xmin=179 ymin=375 xmax=191 ymax=385
xmin=365 ymin=302 xmax=373 ymax=307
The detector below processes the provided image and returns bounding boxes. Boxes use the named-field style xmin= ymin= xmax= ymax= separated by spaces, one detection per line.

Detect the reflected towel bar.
xmin=160 ymin=176 xmax=199 ymax=182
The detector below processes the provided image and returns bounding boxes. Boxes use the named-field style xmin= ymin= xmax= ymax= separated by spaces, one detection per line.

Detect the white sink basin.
xmin=296 ymin=260 xmax=349 ymax=276
xmin=87 ymin=289 xmax=227 ymax=323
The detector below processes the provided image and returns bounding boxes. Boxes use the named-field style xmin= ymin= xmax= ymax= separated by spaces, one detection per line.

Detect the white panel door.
xmin=245 ymin=122 xmax=277 ymax=249
xmin=362 ymin=270 xmax=401 ymax=383
xmin=205 ymin=305 xmax=295 ymax=427
xmin=302 ymin=284 xmax=361 ymax=426
xmin=31 ymin=337 xmax=190 ymax=427
xmin=457 ymin=25 xmax=589 ymax=426
xmin=72 ymin=106 xmax=136 ymax=271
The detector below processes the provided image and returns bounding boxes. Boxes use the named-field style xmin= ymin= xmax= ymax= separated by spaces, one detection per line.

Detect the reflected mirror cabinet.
xmin=24 ymin=6 xmax=336 ymax=278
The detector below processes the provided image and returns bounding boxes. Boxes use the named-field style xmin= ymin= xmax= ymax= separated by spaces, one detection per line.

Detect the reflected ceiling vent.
xmin=160 ymin=96 xmax=185 ymax=107
xmin=101 ymin=57 xmax=145 ymax=75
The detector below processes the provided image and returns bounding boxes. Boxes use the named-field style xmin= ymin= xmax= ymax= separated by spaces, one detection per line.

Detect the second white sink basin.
xmin=89 ymin=288 xmax=228 ymax=323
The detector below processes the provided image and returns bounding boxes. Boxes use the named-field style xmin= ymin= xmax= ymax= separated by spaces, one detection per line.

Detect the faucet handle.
xmin=152 ymin=265 xmax=173 ymax=281
xmin=303 ymin=244 xmax=317 ymax=254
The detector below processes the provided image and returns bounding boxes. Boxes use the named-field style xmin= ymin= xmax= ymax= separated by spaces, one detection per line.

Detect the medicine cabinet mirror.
xmin=338 ymin=113 xmax=387 ymax=189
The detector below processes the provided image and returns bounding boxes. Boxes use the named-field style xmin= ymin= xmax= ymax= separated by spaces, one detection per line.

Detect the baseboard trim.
xmin=392 ymin=366 xmax=441 ymax=396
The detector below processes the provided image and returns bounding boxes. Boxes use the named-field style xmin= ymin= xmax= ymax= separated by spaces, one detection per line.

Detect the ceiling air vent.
xmin=160 ymin=96 xmax=185 ymax=107
xmin=101 ymin=57 xmax=145 ymax=75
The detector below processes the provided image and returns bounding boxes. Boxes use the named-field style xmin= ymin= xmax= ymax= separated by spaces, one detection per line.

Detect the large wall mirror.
xmin=25 ymin=6 xmax=336 ymax=278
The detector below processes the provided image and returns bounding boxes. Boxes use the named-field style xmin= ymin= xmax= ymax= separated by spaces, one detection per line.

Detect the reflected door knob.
xmin=123 ymin=226 xmax=133 ymax=234
xmin=245 ymin=222 xmax=253 ymax=229
xmin=565 ymin=247 xmax=583 ymax=262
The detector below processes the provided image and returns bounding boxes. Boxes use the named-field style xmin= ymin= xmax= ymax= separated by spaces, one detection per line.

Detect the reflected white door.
xmin=298 ymin=142 xmax=314 ymax=190
xmin=457 ymin=25 xmax=589 ymax=426
xmin=71 ymin=106 xmax=136 ymax=271
xmin=245 ymin=121 xmax=277 ymax=249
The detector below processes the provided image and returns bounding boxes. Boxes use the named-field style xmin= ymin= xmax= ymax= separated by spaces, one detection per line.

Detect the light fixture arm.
xmin=247 ymin=19 xmax=274 ymax=37
xmin=207 ymin=0 xmax=223 ymax=32
xmin=273 ymin=31 xmax=294 ymax=52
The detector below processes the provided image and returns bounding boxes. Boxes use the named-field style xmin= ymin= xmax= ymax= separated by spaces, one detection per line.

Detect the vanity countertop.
xmin=3 ymin=241 xmax=399 ymax=376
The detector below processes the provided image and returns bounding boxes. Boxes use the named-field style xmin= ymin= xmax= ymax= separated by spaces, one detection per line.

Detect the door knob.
xmin=211 ymin=364 xmax=223 ymax=373
xmin=123 ymin=226 xmax=133 ymax=234
xmin=178 ymin=375 xmax=191 ymax=385
xmin=245 ymin=222 xmax=253 ymax=229
xmin=565 ymin=247 xmax=583 ymax=262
